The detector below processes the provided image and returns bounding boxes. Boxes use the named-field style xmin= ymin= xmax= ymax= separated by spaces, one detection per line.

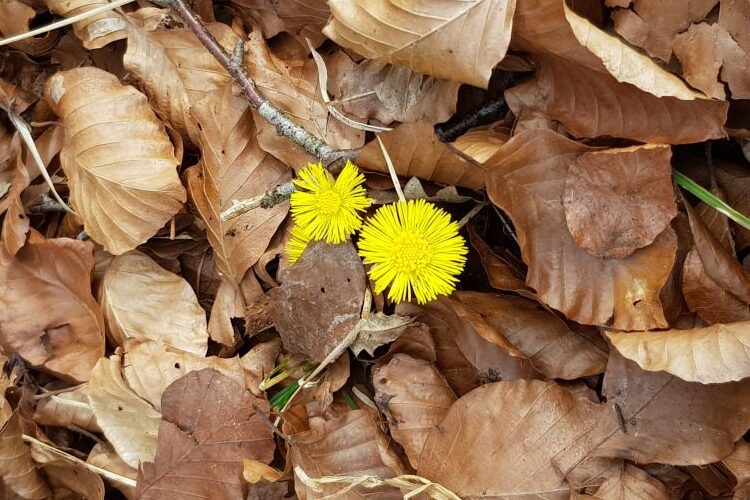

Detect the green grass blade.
xmin=674 ymin=170 xmax=750 ymax=231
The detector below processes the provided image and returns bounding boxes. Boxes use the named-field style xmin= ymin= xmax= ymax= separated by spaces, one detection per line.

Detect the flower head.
xmin=358 ymin=199 xmax=467 ymax=304
xmin=290 ymin=161 xmax=371 ymax=244
xmin=285 ymin=223 xmax=312 ymax=264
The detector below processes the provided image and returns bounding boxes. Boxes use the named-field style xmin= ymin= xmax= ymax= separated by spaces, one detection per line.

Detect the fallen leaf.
xmin=44 ymin=0 xmax=126 ymax=49
xmin=88 ymin=354 xmax=160 ymax=468
xmin=485 ymin=130 xmax=677 ymax=329
xmin=207 ymin=279 xmax=245 ymax=347
xmin=290 ymin=408 xmax=407 ymax=499
xmin=606 ymin=321 xmax=750 ymax=384
xmin=136 ymin=369 xmax=275 ymax=499
xmin=356 ymin=121 xmax=485 ymax=189
xmin=28 ymin=439 xmax=105 ymax=500
xmin=87 ymin=442 xmax=137 ymax=499
xmin=610 ymin=0 xmax=718 ymax=62
xmin=101 ymin=251 xmax=208 ymax=354
xmin=122 ymin=340 xmax=246 ymax=410
xmin=593 ymin=464 xmax=669 ymax=500
xmin=724 ymin=441 xmax=750 ymax=490
xmin=233 ymin=0 xmax=329 ymax=41
xmin=269 ymin=241 xmax=366 ymax=362
xmin=417 ymin=380 xmax=618 ymax=498
xmin=597 ymin=350 xmax=750 ymax=465
xmin=244 ymin=29 xmax=364 ymax=167
xmin=323 ymin=0 xmax=516 ymax=88
xmin=243 ymin=459 xmax=282 ymax=483
xmin=0 ymin=237 xmax=104 ymax=382
xmin=467 ymin=227 xmax=530 ymax=292
xmin=240 ymin=338 xmax=283 ymax=397
xmin=372 ymin=353 xmax=456 ymax=469
xmin=33 ymin=385 xmax=101 ymax=433
xmin=44 ymin=67 xmax=186 ymax=255
xmin=0 ymin=0 xmax=60 ymax=56
xmin=0 ymin=409 xmax=51 ymax=499
xmin=451 ymin=127 xmax=509 ymax=165
xmin=123 ymin=19 xmax=236 ymax=144
xmin=563 ymin=145 xmax=677 ymax=259
xmin=351 ymin=313 xmax=411 ymax=356
xmin=0 ymin=134 xmax=29 ymax=263
xmin=454 ymin=292 xmax=609 ymax=379
xmin=185 ymin=83 xmax=291 ymax=286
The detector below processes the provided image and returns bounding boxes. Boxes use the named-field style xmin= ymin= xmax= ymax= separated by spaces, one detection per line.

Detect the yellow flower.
xmin=290 ymin=161 xmax=371 ymax=244
xmin=358 ymin=199 xmax=467 ymax=304
xmin=285 ymin=223 xmax=312 ymax=264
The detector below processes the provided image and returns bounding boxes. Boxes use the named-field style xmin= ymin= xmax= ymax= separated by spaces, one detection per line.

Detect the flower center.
xmin=316 ymin=189 xmax=342 ymax=215
xmin=392 ymin=232 xmax=432 ymax=274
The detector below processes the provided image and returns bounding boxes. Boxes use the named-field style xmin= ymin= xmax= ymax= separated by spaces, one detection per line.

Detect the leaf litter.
xmin=2 ymin=0 xmax=750 ymax=498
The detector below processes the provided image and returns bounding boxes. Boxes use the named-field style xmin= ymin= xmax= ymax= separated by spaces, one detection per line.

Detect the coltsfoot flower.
xmin=290 ymin=161 xmax=371 ymax=244
xmin=285 ymin=223 xmax=312 ymax=264
xmin=358 ymin=199 xmax=467 ymax=304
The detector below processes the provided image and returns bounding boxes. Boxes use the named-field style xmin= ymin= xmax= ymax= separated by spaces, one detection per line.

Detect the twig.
xmin=377 ymin=136 xmax=405 ymax=203
xmin=221 ymin=181 xmax=295 ymax=221
xmin=22 ymin=434 xmax=137 ymax=488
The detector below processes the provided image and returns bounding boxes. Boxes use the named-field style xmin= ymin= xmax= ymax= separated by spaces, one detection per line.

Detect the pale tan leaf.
xmin=323 ymin=0 xmax=516 ymax=88
xmin=207 ymin=279 xmax=244 ymax=347
xmin=87 ymin=442 xmax=136 ymax=499
xmin=123 ymin=19 xmax=236 ymax=144
xmin=245 ymin=29 xmax=364 ymax=167
xmin=0 ymin=238 xmax=104 ymax=382
xmin=451 ymin=128 xmax=509 ymax=164
xmin=593 ymin=464 xmax=668 ymax=500
xmin=373 ymin=354 xmax=456 ymax=469
xmin=88 ymin=355 xmax=160 ymax=468
xmin=673 ymin=23 xmax=735 ymax=100
xmin=43 ymin=0 xmax=126 ymax=49
xmin=100 ymin=251 xmax=208 ymax=354
xmin=606 ymin=322 xmax=750 ymax=384
xmin=0 ymin=410 xmax=51 ymax=499
xmin=29 ymin=441 xmax=105 ymax=500
xmin=351 ymin=313 xmax=411 ymax=356
xmin=136 ymin=369 xmax=276 ymax=499
xmin=122 ymin=340 xmax=246 ymax=410
xmin=0 ymin=0 xmax=59 ymax=56
xmin=33 ymin=385 xmax=102 ymax=433
xmin=185 ymin=83 xmax=290 ymax=286
xmin=356 ymin=121 xmax=485 ymax=189
xmin=417 ymin=380 xmax=618 ymax=498
xmin=290 ymin=409 xmax=407 ymax=499
xmin=486 ymin=130 xmax=677 ymax=329
xmin=239 ymin=338 xmax=282 ymax=398
xmin=44 ymin=67 xmax=186 ymax=255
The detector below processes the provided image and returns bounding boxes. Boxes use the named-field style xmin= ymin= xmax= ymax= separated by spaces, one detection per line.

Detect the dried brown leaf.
xmin=33 ymin=385 xmax=101 ymax=433
xmin=454 ymin=292 xmax=609 ymax=380
xmin=87 ymin=442 xmax=137 ymax=499
xmin=0 ymin=0 xmax=59 ymax=56
xmin=136 ymin=369 xmax=275 ymax=499
xmin=101 ymin=252 xmax=208 ymax=354
xmin=290 ymin=409 xmax=407 ymax=499
xmin=123 ymin=19 xmax=236 ymax=144
xmin=185 ymin=84 xmax=290 ymax=286
xmin=486 ymin=130 xmax=677 ymax=329
xmin=563 ymin=145 xmax=677 ymax=259
xmin=44 ymin=0 xmax=126 ymax=49
xmin=232 ymin=0 xmax=329 ymax=41
xmin=28 ymin=440 xmax=105 ymax=500
xmin=593 ymin=464 xmax=669 ymax=500
xmin=323 ymin=0 xmax=516 ymax=88
xmin=0 ymin=134 xmax=29 ymax=263
xmin=239 ymin=338 xmax=282 ymax=397
xmin=373 ymin=354 xmax=455 ymax=469
xmin=417 ymin=380 xmax=618 ymax=498
xmin=0 ymin=409 xmax=51 ymax=499
xmin=598 ymin=350 xmax=750 ymax=465
xmin=724 ymin=441 xmax=750 ymax=489
xmin=88 ymin=354 xmax=160 ymax=468
xmin=351 ymin=313 xmax=411 ymax=357
xmin=269 ymin=242 xmax=366 ymax=362
xmin=44 ymin=67 xmax=186 ymax=254
xmin=0 ymin=238 xmax=104 ymax=382
xmin=467 ymin=227 xmax=530 ymax=292
xmin=356 ymin=121 xmax=485 ymax=189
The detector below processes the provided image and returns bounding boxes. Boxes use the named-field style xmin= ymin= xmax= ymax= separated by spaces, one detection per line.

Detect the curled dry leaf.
xmin=88 ymin=355 xmax=160 ymax=468
xmin=185 ymin=84 xmax=291 ymax=286
xmin=417 ymin=380 xmax=618 ymax=498
xmin=240 ymin=338 xmax=283 ymax=397
xmin=372 ymin=353 xmax=456 ymax=469
xmin=123 ymin=19 xmax=236 ymax=144
xmin=606 ymin=321 xmax=750 ymax=384
xmin=43 ymin=0 xmax=126 ymax=49
xmin=290 ymin=408 xmax=407 ymax=499
xmin=269 ymin=242 xmax=366 ymax=362
xmin=453 ymin=292 xmax=609 ymax=379
xmin=323 ymin=0 xmax=516 ymax=88
xmin=29 ymin=440 xmax=105 ymax=500
xmin=356 ymin=121 xmax=485 ymax=189
xmin=87 ymin=442 xmax=137 ymax=498
xmin=122 ymin=340 xmax=245 ymax=410
xmin=563 ymin=145 xmax=677 ymax=259
xmin=232 ymin=0 xmax=329 ymax=41
xmin=137 ymin=369 xmax=275 ymax=499
xmin=724 ymin=441 xmax=750 ymax=490
xmin=593 ymin=464 xmax=669 ymax=500
xmin=351 ymin=313 xmax=411 ymax=357
xmin=33 ymin=385 xmax=102 ymax=433
xmin=0 ymin=238 xmax=104 ymax=382
xmin=44 ymin=67 xmax=186 ymax=255
xmin=399 ymin=299 xmax=542 ymax=397
xmin=101 ymin=252 xmax=208 ymax=355
xmin=244 ymin=29 xmax=364 ymax=167
xmin=467 ymin=227 xmax=530 ymax=292
xmin=0 ymin=409 xmax=51 ymax=499
xmin=598 ymin=350 xmax=750 ymax=465
xmin=0 ymin=134 xmax=30 ymax=263
xmin=486 ymin=130 xmax=677 ymax=330
xmin=0 ymin=0 xmax=59 ymax=56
